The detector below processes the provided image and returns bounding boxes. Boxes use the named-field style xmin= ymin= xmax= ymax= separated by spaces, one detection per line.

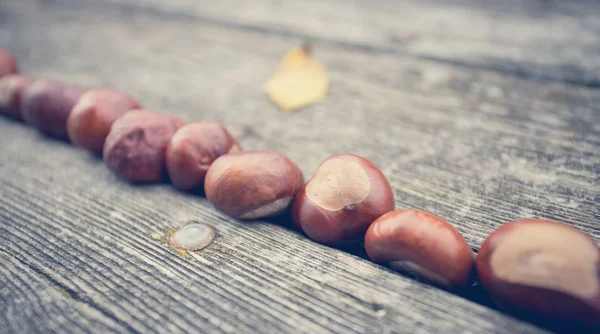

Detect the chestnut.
xmin=67 ymin=88 xmax=141 ymax=155
xmin=103 ymin=110 xmax=184 ymax=183
xmin=476 ymin=218 xmax=600 ymax=327
xmin=204 ymin=150 xmax=303 ymax=219
xmin=365 ymin=209 xmax=473 ymax=288
xmin=0 ymin=47 xmax=18 ymax=78
xmin=166 ymin=121 xmax=241 ymax=191
xmin=0 ymin=75 xmax=32 ymax=120
xmin=20 ymin=80 xmax=86 ymax=140
xmin=291 ymin=154 xmax=394 ymax=244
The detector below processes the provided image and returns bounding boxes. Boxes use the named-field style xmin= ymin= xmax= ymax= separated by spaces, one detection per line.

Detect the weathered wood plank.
xmin=0 ymin=123 xmax=546 ymax=334
xmin=0 ymin=0 xmax=598 ymax=333
xmin=6 ymin=0 xmax=596 ymax=246
xmin=0 ymin=249 xmax=131 ymax=334
xmin=91 ymin=0 xmax=600 ymax=86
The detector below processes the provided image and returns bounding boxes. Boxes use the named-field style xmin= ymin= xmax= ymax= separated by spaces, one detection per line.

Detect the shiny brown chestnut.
xmin=20 ymin=80 xmax=86 ymax=140
xmin=67 ymin=88 xmax=141 ymax=155
xmin=365 ymin=209 xmax=473 ymax=288
xmin=0 ymin=47 xmax=18 ymax=78
xmin=476 ymin=218 xmax=600 ymax=327
xmin=103 ymin=110 xmax=184 ymax=183
xmin=291 ymin=154 xmax=394 ymax=244
xmin=0 ymin=75 xmax=32 ymax=120
xmin=166 ymin=121 xmax=241 ymax=191
xmin=204 ymin=150 xmax=303 ymax=219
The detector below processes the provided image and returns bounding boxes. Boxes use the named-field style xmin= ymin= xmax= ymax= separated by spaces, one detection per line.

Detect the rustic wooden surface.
xmin=1 ymin=0 xmax=599 ymax=333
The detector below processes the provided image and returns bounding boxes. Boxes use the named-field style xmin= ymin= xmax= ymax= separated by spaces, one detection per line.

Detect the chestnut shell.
xmin=166 ymin=121 xmax=241 ymax=191
xmin=204 ymin=150 xmax=303 ymax=219
xmin=0 ymin=48 xmax=18 ymax=78
xmin=365 ymin=209 xmax=473 ymax=288
xmin=476 ymin=218 xmax=600 ymax=328
xmin=67 ymin=88 xmax=141 ymax=154
xmin=21 ymin=80 xmax=86 ymax=140
xmin=103 ymin=110 xmax=184 ymax=182
xmin=0 ymin=75 xmax=32 ymax=120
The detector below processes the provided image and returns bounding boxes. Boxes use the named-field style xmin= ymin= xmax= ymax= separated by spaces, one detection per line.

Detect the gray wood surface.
xmin=1 ymin=0 xmax=599 ymax=333
xmin=96 ymin=0 xmax=600 ymax=87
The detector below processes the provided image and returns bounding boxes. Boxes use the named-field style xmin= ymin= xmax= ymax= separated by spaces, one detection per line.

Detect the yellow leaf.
xmin=264 ymin=46 xmax=329 ymax=111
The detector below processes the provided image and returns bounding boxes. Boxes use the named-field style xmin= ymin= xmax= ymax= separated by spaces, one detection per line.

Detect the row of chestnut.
xmin=1 ymin=47 xmax=598 ymax=329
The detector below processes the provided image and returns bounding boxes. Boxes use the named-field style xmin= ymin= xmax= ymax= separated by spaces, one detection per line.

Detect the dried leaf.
xmin=264 ymin=46 xmax=329 ymax=111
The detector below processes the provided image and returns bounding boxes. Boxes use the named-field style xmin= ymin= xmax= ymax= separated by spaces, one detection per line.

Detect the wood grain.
xmin=90 ymin=0 xmax=600 ymax=87
xmin=0 ymin=249 xmax=130 ymax=333
xmin=1 ymin=0 xmax=599 ymax=333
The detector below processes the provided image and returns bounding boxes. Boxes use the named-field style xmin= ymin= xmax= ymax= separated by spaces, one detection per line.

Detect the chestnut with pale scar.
xmin=476 ymin=218 xmax=600 ymax=327
xmin=365 ymin=209 xmax=473 ymax=289
xmin=204 ymin=150 xmax=303 ymax=219
xmin=306 ymin=158 xmax=371 ymax=211
xmin=292 ymin=154 xmax=394 ymax=245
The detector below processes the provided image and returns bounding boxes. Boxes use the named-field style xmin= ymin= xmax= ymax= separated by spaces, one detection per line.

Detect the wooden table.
xmin=1 ymin=0 xmax=599 ymax=333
